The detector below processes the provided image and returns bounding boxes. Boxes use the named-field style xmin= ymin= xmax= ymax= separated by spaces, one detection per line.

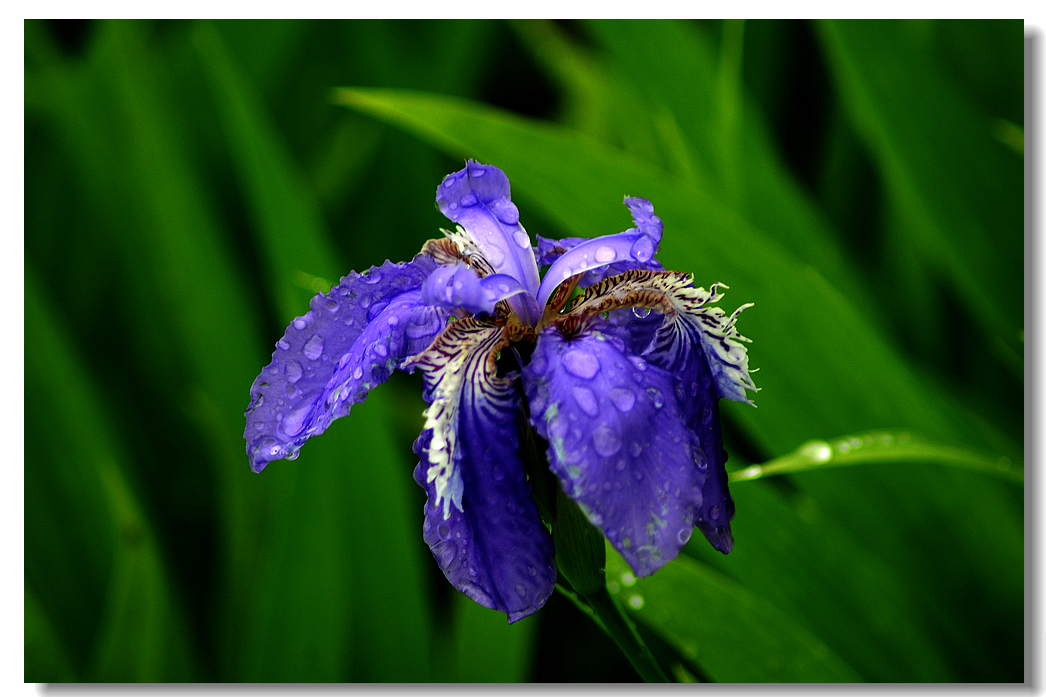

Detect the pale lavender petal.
xmin=522 ymin=318 xmax=708 ymax=577
xmin=436 ymin=162 xmax=541 ymax=310
xmin=245 ymin=256 xmax=448 ymax=472
xmin=536 ymin=197 xmax=664 ymax=308
xmin=409 ymin=319 xmax=556 ymax=622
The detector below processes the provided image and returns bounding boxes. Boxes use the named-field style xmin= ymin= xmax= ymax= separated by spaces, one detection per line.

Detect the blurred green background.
xmin=24 ymin=19 xmax=1024 ymax=683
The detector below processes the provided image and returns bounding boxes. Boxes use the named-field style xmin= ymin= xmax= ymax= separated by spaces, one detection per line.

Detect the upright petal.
xmin=523 ymin=318 xmax=708 ymax=577
xmin=534 ymin=197 xmax=664 ymax=307
xmin=421 ymin=262 xmax=539 ymax=320
xmin=436 ymin=162 xmax=541 ymax=320
xmin=245 ymin=256 xmax=448 ymax=472
xmin=407 ymin=318 xmax=556 ymax=622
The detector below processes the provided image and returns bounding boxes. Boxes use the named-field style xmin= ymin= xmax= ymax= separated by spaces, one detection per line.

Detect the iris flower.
xmin=245 ymin=162 xmax=756 ymax=622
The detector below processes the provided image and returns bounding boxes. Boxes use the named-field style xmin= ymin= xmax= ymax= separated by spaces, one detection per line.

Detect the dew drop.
xmin=630 ymin=235 xmax=655 ymax=262
xmin=621 ymin=572 xmax=636 ymax=587
xmin=646 ymin=386 xmax=664 ymax=409
xmin=513 ymin=229 xmax=531 ymax=249
xmin=460 ymin=193 xmax=478 ymax=207
xmin=374 ymin=344 xmax=388 ymax=358
xmin=515 ymin=584 xmax=528 ymax=599
xmin=595 ymin=245 xmax=617 ymax=263
xmin=615 ymin=459 xmax=626 ymax=472
xmin=490 ymin=199 xmax=520 ymax=225
xmin=593 ymin=427 xmax=623 ymax=457
xmin=629 ymin=442 xmax=643 ymax=458
xmin=563 ymin=349 xmax=600 ymax=379
xmin=800 ymin=440 xmax=832 ymax=463
xmin=303 ymin=334 xmax=325 ymax=361
xmin=292 ymin=318 xmax=308 ymax=331
xmin=572 ymin=386 xmax=600 ymax=417
xmin=325 ymin=298 xmax=339 ymax=312
xmin=632 ymin=306 xmax=652 ymax=319
xmin=609 ymin=388 xmax=636 ymax=412
xmin=280 ymin=404 xmax=312 ymax=437
xmin=387 ymin=315 xmax=399 ymax=326
xmin=359 ymin=294 xmax=372 ymax=309
xmin=353 ymin=366 xmax=364 ymax=380
xmin=277 ymin=338 xmax=291 ymax=351
xmin=286 ymin=361 xmax=303 ymax=383
xmin=437 ymin=523 xmax=451 ymax=540
xmin=709 ymin=506 xmax=721 ymax=521
xmin=285 ymin=384 xmax=297 ymax=398
xmin=677 ymin=527 xmax=693 ymax=544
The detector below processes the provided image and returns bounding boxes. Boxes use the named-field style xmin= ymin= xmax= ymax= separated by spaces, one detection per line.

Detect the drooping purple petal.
xmin=436 ymin=162 xmax=541 ymax=322
xmin=536 ymin=197 xmax=664 ymax=308
xmin=245 ymin=256 xmax=448 ymax=473
xmin=563 ymin=270 xmax=757 ymax=553
xmin=643 ymin=316 xmax=734 ymax=553
xmin=408 ymin=318 xmax=556 ymax=622
xmin=522 ymin=317 xmax=709 ymax=577
xmin=421 ymin=262 xmax=539 ymax=320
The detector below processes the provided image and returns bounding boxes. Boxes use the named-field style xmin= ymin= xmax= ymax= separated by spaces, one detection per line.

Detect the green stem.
xmin=580 ymin=585 xmax=670 ymax=683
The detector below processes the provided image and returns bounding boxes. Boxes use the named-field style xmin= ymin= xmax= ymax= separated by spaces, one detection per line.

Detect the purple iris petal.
xmin=535 ymin=197 xmax=665 ymax=308
xmin=631 ymin=314 xmax=735 ymax=553
xmin=411 ymin=320 xmax=556 ymax=622
xmin=436 ymin=162 xmax=541 ymax=303
xmin=244 ymin=256 xmax=448 ymax=472
xmin=421 ymin=263 xmax=539 ymax=320
xmin=522 ymin=318 xmax=708 ymax=577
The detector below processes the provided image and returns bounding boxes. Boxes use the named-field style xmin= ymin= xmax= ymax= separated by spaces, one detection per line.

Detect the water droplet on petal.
xmin=515 ymin=584 xmax=528 ymax=599
xmin=387 ymin=315 xmax=399 ymax=326
xmin=593 ymin=427 xmax=622 ymax=457
xmin=595 ymin=245 xmax=617 ymax=263
xmin=490 ymin=199 xmax=520 ymax=225
xmin=629 ymin=442 xmax=643 ymax=458
xmin=646 ymin=386 xmax=664 ymax=409
xmin=292 ymin=318 xmax=308 ymax=331
xmin=609 ymin=388 xmax=636 ymax=412
xmin=709 ymin=506 xmax=721 ymax=521
xmin=303 ymin=334 xmax=324 ymax=361
xmin=280 ymin=404 xmax=312 ymax=437
xmin=632 ymin=306 xmax=652 ymax=319
xmin=513 ymin=230 xmax=531 ymax=249
xmin=286 ymin=361 xmax=302 ymax=383
xmin=277 ymin=338 xmax=291 ymax=350
xmin=359 ymin=294 xmax=372 ymax=309
xmin=374 ymin=344 xmax=388 ymax=358
xmin=572 ymin=386 xmax=600 ymax=417
xmin=285 ymin=384 xmax=297 ymax=398
xmin=460 ymin=193 xmax=478 ymax=207
xmin=563 ymin=349 xmax=600 ymax=379
xmin=325 ymin=299 xmax=339 ymax=312
xmin=630 ymin=235 xmax=655 ymax=262
xmin=437 ymin=523 xmax=451 ymax=540
xmin=677 ymin=527 xmax=693 ymax=544
xmin=353 ymin=366 xmax=364 ymax=380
